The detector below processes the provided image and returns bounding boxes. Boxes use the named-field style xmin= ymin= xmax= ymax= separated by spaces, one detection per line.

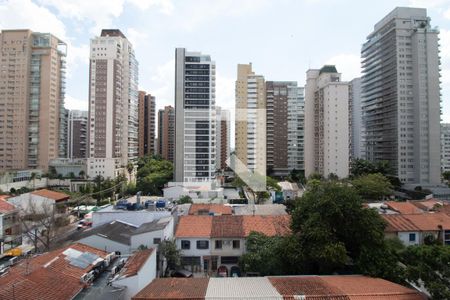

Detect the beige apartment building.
xmin=235 ymin=64 xmax=266 ymax=175
xmin=0 ymin=29 xmax=67 ymax=172
xmin=305 ymin=65 xmax=350 ymax=179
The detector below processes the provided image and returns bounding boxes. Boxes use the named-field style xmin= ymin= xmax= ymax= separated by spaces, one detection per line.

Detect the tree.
xmin=78 ymin=170 xmax=85 ymax=179
xmin=158 ymin=240 xmax=181 ymax=276
xmin=351 ymin=173 xmax=393 ymax=201
xmin=401 ymin=245 xmax=450 ymax=300
xmin=442 ymin=171 xmax=450 ymax=182
xmin=350 ymin=158 xmax=394 ymax=178
xmin=291 ymin=181 xmax=391 ymax=275
xmin=178 ymin=195 xmax=193 ymax=204
xmin=126 ymin=162 xmax=135 ymax=182
xmin=136 ymin=157 xmax=173 ymax=195
xmin=29 ymin=172 xmax=37 ymax=190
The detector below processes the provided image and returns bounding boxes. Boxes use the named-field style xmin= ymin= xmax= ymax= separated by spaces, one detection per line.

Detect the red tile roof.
xmin=269 ymin=275 xmax=426 ymax=300
xmin=437 ymin=204 xmax=450 ymax=216
xmin=0 ymin=199 xmax=16 ymax=213
xmin=175 ymin=216 xmax=213 ymax=238
xmin=132 ymin=278 xmax=209 ymax=300
xmin=382 ymin=213 xmax=450 ymax=232
xmin=121 ymin=249 xmax=154 ymax=278
xmin=0 ymin=243 xmax=109 ymax=300
xmin=411 ymin=199 xmax=442 ymax=211
xmin=31 ymin=189 xmax=70 ymax=202
xmin=175 ymin=215 xmax=291 ymax=238
xmin=384 ymin=201 xmax=424 ymax=214
xmin=189 ymin=204 xmax=232 ymax=215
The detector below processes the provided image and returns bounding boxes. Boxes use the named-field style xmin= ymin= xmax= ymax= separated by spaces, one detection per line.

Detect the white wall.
xmin=78 ymin=235 xmax=132 ymax=254
xmin=397 ymin=231 xmax=420 ymax=246
xmin=176 ymin=237 xmax=211 ymax=270
xmin=0 ymin=178 xmax=48 ymax=193
xmin=113 ymin=250 xmax=157 ymax=300
xmin=131 ymin=218 xmax=174 ymax=249
xmin=7 ymin=193 xmax=55 ymax=214
xmin=92 ymin=210 xmax=171 ymax=227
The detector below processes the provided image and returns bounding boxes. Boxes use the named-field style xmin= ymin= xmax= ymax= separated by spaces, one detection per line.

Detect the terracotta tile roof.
xmin=211 ymin=215 xmax=244 ymax=238
xmin=175 ymin=216 xmax=213 ymax=238
xmin=269 ymin=275 xmax=426 ymax=300
xmin=0 ymin=199 xmax=16 ymax=213
xmin=0 ymin=243 xmax=109 ymax=300
xmin=384 ymin=201 xmax=424 ymax=214
xmin=120 ymin=249 xmax=154 ymax=278
xmin=132 ymin=278 xmax=209 ymax=300
xmin=188 ymin=204 xmax=232 ymax=215
xmin=437 ymin=204 xmax=450 ymax=216
xmin=31 ymin=189 xmax=70 ymax=202
xmin=411 ymin=198 xmax=442 ymax=211
xmin=243 ymin=215 xmax=291 ymax=237
xmin=382 ymin=213 xmax=450 ymax=232
xmin=176 ymin=215 xmax=291 ymax=238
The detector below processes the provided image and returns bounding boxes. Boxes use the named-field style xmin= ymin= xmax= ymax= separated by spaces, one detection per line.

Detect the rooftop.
xmin=188 ymin=203 xmax=232 ymax=215
xmin=119 ymin=249 xmax=154 ymax=278
xmin=175 ymin=215 xmax=291 ymax=238
xmin=382 ymin=212 xmax=450 ymax=232
xmin=0 ymin=199 xmax=16 ymax=214
xmin=132 ymin=276 xmax=425 ymax=299
xmin=31 ymin=189 xmax=70 ymax=202
xmin=0 ymin=243 xmax=110 ymax=300
xmin=384 ymin=201 xmax=424 ymax=214
xmin=233 ymin=204 xmax=288 ymax=216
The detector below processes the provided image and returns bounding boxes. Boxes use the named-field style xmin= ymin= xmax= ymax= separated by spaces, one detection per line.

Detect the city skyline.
xmin=1 ymin=0 xmax=449 ymax=138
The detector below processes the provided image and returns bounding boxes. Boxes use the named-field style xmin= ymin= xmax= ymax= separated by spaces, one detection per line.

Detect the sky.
xmin=0 ymin=0 xmax=449 ymax=127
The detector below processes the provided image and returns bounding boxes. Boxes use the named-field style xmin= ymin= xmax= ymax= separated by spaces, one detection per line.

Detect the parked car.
xmin=170 ymin=269 xmax=193 ymax=278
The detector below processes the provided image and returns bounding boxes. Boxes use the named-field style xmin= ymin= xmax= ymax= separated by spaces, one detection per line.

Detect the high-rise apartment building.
xmin=138 ymin=91 xmax=155 ymax=157
xmin=361 ymin=7 xmax=441 ymax=184
xmin=0 ymin=30 xmax=67 ymax=172
xmin=305 ymin=65 xmax=350 ymax=179
xmin=235 ymin=64 xmax=266 ymax=175
xmin=350 ymin=78 xmax=362 ymax=159
xmin=87 ymin=29 xmax=138 ymax=179
xmin=442 ymin=123 xmax=450 ymax=173
xmin=67 ymin=110 xmax=88 ymax=159
xmin=174 ymin=48 xmax=216 ymax=183
xmin=266 ymin=81 xmax=305 ymax=176
xmin=157 ymin=106 xmax=175 ymax=163
xmin=215 ymin=107 xmax=230 ymax=170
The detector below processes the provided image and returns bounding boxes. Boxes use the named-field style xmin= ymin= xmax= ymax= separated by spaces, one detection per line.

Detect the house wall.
xmin=176 ymin=237 xmax=211 ymax=272
xmin=398 ymin=231 xmax=421 ymax=246
xmin=92 ymin=210 xmax=171 ymax=227
xmin=7 ymin=193 xmax=55 ymax=214
xmin=78 ymin=235 xmax=131 ymax=254
xmin=114 ymin=250 xmax=157 ymax=300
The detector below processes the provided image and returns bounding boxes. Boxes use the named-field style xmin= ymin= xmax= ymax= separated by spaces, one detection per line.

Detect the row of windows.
xmin=180 ymin=240 xmax=240 ymax=250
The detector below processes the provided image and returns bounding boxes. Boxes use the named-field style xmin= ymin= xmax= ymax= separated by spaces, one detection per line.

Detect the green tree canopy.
xmin=351 ymin=173 xmax=393 ymax=201
xmin=350 ymin=158 xmax=394 ymax=178
xmin=178 ymin=195 xmax=193 ymax=204
xmin=158 ymin=239 xmax=181 ymax=276
xmin=136 ymin=156 xmax=173 ymax=195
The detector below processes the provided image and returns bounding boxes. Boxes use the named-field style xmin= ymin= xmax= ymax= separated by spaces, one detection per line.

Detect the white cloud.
xmin=65 ymin=43 xmax=90 ymax=78
xmin=0 ymin=0 xmax=67 ymax=39
xmin=65 ymin=94 xmax=88 ymax=111
xmin=127 ymin=0 xmax=174 ymax=14
xmin=325 ymin=54 xmax=361 ymax=81
xmin=216 ymin=73 xmax=235 ymax=111
xmin=149 ymin=59 xmax=175 ymax=110
xmin=445 ymin=8 xmax=450 ymax=19
xmin=440 ymin=29 xmax=450 ymax=60
xmin=126 ymin=28 xmax=149 ymax=49
xmin=409 ymin=0 xmax=450 ymax=8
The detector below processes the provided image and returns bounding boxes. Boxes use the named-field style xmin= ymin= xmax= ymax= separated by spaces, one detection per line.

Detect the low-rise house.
xmin=132 ymin=275 xmax=425 ymax=300
xmin=382 ymin=213 xmax=450 ymax=246
xmin=175 ymin=215 xmax=290 ymax=275
xmin=163 ymin=182 xmax=224 ymax=201
xmin=411 ymin=198 xmax=444 ymax=211
xmin=0 ymin=199 xmax=21 ymax=254
xmin=7 ymin=189 xmax=69 ymax=214
xmin=277 ymin=181 xmax=303 ymax=200
xmin=77 ymin=216 xmax=174 ymax=254
xmin=0 ymin=242 xmax=114 ymax=300
xmin=110 ymin=249 xmax=157 ymax=300
xmin=91 ymin=204 xmax=171 ymax=227
xmin=384 ymin=201 xmax=424 ymax=214
xmin=233 ymin=204 xmax=288 ymax=215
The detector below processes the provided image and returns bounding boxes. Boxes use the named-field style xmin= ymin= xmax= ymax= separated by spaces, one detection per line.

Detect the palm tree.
xmin=79 ymin=170 xmax=85 ymax=179
xmin=126 ymin=162 xmax=134 ymax=183
xmin=29 ymin=172 xmax=37 ymax=190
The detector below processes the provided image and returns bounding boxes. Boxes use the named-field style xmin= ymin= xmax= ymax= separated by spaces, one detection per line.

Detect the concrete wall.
xmin=92 ymin=210 xmax=171 ymax=227
xmin=0 ymin=178 xmax=48 ymax=193
xmin=78 ymin=235 xmax=131 ymax=254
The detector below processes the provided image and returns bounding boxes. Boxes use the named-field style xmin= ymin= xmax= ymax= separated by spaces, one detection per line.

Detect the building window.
xmin=232 ymin=240 xmax=240 ymax=249
xmin=444 ymin=230 xmax=450 ymax=245
xmin=181 ymin=240 xmax=190 ymax=249
xmin=197 ymin=240 xmax=209 ymax=249
xmin=409 ymin=233 xmax=416 ymax=242
xmin=153 ymin=238 xmax=161 ymax=244
xmin=220 ymin=256 xmax=239 ymax=264
xmin=215 ymin=240 xmax=222 ymax=249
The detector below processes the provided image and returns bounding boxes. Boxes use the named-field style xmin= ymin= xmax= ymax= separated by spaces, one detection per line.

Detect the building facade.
xmin=0 ymin=30 xmax=67 ymax=171
xmin=215 ymin=107 xmax=230 ymax=170
xmin=138 ymin=91 xmax=155 ymax=157
xmin=235 ymin=64 xmax=266 ymax=175
xmin=266 ymin=81 xmax=305 ymax=176
xmin=174 ymin=48 xmax=216 ymax=183
xmin=442 ymin=123 xmax=450 ymax=173
xmin=305 ymin=65 xmax=350 ymax=179
xmin=87 ymin=29 xmax=139 ymax=179
xmin=157 ymin=106 xmax=175 ymax=162
xmin=361 ymin=7 xmax=441 ymax=184
xmin=350 ymin=78 xmax=362 ymax=159
xmin=67 ymin=110 xmax=88 ymax=159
